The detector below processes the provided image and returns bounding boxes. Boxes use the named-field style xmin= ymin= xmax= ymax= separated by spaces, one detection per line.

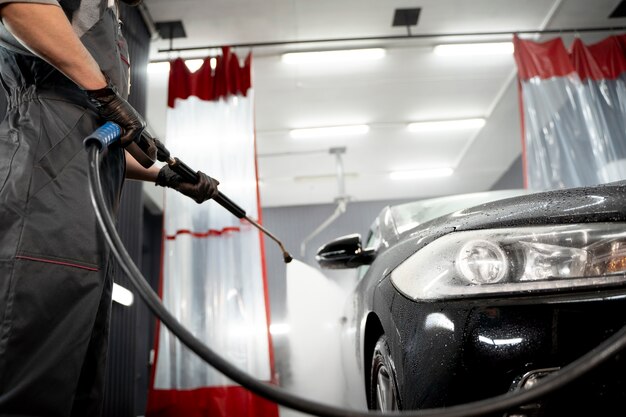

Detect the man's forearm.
xmin=1 ymin=3 xmax=155 ymax=180
xmin=0 ymin=3 xmax=106 ymax=90
xmin=125 ymin=151 xmax=160 ymax=182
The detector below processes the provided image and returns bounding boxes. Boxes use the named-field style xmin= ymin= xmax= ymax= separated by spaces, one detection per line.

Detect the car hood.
xmin=377 ymin=182 xmax=626 ymax=275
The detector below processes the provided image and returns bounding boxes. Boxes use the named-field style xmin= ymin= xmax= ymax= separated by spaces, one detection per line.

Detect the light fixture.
xmin=433 ymin=42 xmax=514 ymax=56
xmin=282 ymin=48 xmax=385 ymax=64
xmin=294 ymin=173 xmax=358 ymax=182
xmin=112 ymin=283 xmax=134 ymax=307
xmin=390 ymin=168 xmax=454 ymax=180
xmin=407 ymin=118 xmax=486 ymax=132
xmin=184 ymin=58 xmax=205 ymax=72
xmin=147 ymin=58 xmax=208 ymax=75
xmin=290 ymin=124 xmax=370 ymax=139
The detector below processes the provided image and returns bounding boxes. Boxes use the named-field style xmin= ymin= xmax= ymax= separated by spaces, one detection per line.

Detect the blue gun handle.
xmin=83 ymin=121 xmax=121 ymax=150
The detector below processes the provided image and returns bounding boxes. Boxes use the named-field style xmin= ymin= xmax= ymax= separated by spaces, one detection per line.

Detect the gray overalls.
xmin=0 ymin=2 xmax=130 ymax=416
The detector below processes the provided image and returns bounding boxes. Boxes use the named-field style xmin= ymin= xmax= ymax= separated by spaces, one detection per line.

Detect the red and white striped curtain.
xmin=146 ymin=48 xmax=278 ymax=417
xmin=513 ymin=34 xmax=626 ymax=190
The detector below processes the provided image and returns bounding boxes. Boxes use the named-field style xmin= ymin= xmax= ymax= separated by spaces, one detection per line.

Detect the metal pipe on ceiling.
xmin=157 ymin=25 xmax=626 ymax=53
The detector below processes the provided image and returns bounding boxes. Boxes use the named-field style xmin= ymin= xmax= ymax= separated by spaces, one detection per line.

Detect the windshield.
xmin=390 ymin=189 xmax=529 ymax=234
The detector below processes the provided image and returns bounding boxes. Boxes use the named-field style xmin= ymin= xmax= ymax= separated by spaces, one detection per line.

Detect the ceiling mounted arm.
xmin=300 ymin=147 xmax=350 ymax=258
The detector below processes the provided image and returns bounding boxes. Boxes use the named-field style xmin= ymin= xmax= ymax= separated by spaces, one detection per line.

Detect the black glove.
xmin=86 ymin=82 xmax=146 ymax=147
xmin=156 ymin=165 xmax=219 ymax=204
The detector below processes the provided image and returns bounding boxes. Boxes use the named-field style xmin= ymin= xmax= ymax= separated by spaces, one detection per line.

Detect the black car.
xmin=316 ymin=185 xmax=626 ymax=415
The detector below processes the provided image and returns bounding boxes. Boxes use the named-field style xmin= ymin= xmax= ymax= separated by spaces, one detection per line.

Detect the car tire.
xmin=369 ymin=334 xmax=401 ymax=411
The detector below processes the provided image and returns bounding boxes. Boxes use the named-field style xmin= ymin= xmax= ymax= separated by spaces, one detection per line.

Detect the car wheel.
xmin=369 ymin=334 xmax=401 ymax=411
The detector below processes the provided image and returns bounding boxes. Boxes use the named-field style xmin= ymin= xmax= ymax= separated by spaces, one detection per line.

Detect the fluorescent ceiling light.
xmin=290 ymin=124 xmax=370 ymax=139
xmin=148 ymin=58 xmax=207 ymax=74
xmin=185 ymin=59 xmax=205 ymax=72
xmin=112 ymin=283 xmax=134 ymax=307
xmin=390 ymin=168 xmax=454 ymax=180
xmin=282 ymin=48 xmax=385 ymax=64
xmin=434 ymin=42 xmax=514 ymax=56
xmin=407 ymin=118 xmax=486 ymax=132
xmin=294 ymin=173 xmax=358 ymax=182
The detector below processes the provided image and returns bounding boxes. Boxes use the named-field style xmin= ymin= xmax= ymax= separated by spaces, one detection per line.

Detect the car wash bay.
xmin=2 ymin=0 xmax=626 ymax=416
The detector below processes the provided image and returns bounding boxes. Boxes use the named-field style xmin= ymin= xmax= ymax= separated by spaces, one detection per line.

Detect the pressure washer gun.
xmin=84 ymin=121 xmax=293 ymax=263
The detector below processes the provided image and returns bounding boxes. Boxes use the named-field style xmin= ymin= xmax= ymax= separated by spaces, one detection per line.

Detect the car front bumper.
xmin=377 ymin=278 xmax=626 ymax=414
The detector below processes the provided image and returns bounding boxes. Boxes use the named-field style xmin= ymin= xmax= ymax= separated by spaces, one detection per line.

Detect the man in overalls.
xmin=0 ymin=1 xmax=218 ymax=416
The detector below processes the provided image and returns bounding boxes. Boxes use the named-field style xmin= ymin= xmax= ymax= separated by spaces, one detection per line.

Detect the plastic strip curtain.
xmin=513 ymin=34 xmax=626 ymax=189
xmin=146 ymin=48 xmax=278 ymax=417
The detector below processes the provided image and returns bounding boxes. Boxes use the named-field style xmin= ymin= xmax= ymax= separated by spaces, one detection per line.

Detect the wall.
xmin=491 ymin=155 xmax=524 ymax=190
xmin=458 ymin=81 xmax=522 ymax=186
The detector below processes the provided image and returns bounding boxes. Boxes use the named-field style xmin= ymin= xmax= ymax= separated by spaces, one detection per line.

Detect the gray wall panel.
xmin=491 ymin=155 xmax=524 ymax=191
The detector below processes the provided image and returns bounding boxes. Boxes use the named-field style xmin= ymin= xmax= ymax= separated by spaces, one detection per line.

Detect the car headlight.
xmin=390 ymin=223 xmax=626 ymax=300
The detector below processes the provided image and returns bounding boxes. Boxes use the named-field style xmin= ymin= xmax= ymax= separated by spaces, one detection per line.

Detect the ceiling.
xmin=142 ymin=0 xmax=626 ymax=207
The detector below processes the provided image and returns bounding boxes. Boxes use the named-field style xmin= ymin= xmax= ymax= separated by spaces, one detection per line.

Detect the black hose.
xmin=87 ymin=144 xmax=626 ymax=417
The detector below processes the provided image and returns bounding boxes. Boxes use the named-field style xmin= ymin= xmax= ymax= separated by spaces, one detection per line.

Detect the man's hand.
xmin=156 ymin=165 xmax=220 ymax=204
xmin=86 ymin=84 xmax=146 ymax=147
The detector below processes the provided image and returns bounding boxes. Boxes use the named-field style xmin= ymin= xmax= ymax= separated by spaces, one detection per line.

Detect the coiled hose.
xmin=86 ymin=143 xmax=626 ymax=417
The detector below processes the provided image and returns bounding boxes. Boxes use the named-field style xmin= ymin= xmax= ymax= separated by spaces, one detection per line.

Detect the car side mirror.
xmin=316 ymin=234 xmax=376 ymax=269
